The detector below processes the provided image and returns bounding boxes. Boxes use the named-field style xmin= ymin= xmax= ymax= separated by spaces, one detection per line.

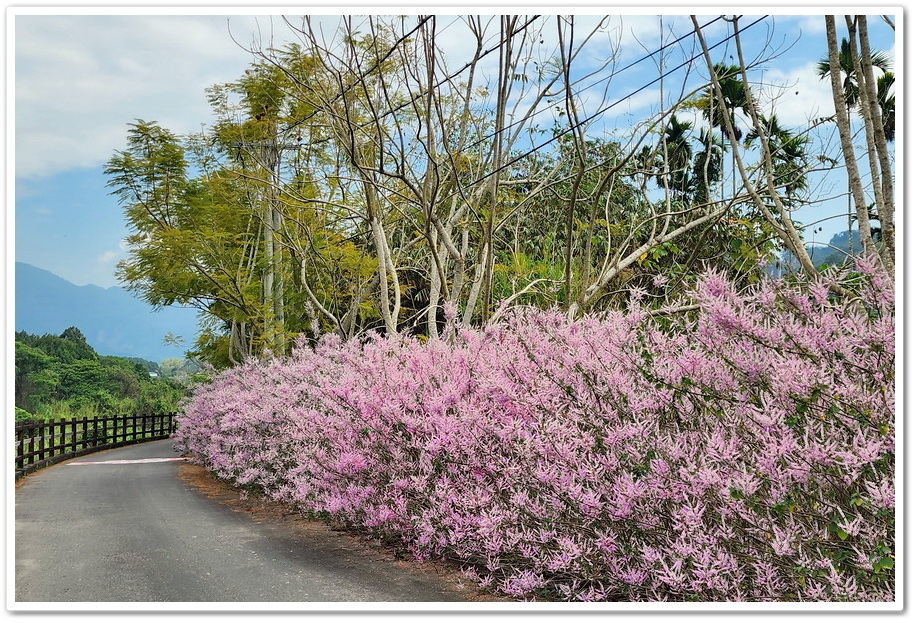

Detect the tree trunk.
xmin=854 ymin=15 xmax=895 ymax=275
xmin=825 ymin=16 xmax=880 ymax=263
xmin=692 ymin=16 xmax=818 ymax=279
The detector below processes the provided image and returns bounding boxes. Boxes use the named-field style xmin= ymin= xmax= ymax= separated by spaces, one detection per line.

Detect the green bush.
xmin=16 ymin=327 xmax=190 ymax=420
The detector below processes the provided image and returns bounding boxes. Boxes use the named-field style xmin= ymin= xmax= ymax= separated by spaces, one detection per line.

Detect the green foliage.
xmin=14 ymin=328 xmax=188 ymax=420
xmin=136 ymin=381 xmax=185 ymax=416
xmin=816 ymin=37 xmax=892 ymax=111
xmin=17 ymin=327 xmax=98 ymax=364
xmin=127 ymin=357 xmax=161 ymax=374
xmin=158 ymin=357 xmax=202 ymax=383
xmin=107 ymin=50 xmax=383 ymax=366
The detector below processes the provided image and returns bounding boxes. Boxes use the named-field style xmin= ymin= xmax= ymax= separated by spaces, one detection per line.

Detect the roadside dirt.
xmin=177 ymin=461 xmax=509 ymax=602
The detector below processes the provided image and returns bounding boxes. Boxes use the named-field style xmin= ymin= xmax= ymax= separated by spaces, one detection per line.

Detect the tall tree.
xmin=852 ymin=15 xmax=895 ymax=274
xmin=696 ymin=63 xmax=751 ymax=197
xmin=822 ymin=16 xmax=894 ymax=276
xmin=875 ymin=71 xmax=895 ymax=142
xmin=816 ymin=35 xmax=891 ymax=256
xmin=107 ymin=15 xmax=887 ymax=364
xmin=691 ymin=16 xmax=818 ymax=280
xmin=657 ymin=115 xmax=694 ymax=200
xmin=816 ymin=37 xmax=891 ymax=108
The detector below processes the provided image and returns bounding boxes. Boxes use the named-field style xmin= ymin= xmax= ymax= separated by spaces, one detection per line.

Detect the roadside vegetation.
xmin=14 ymin=327 xmax=202 ymax=422
xmin=177 ymin=258 xmax=894 ymax=601
xmin=104 ymin=16 xmax=895 ymax=368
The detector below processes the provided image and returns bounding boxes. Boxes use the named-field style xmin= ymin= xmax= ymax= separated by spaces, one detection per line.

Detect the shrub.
xmin=175 ymin=257 xmax=894 ymax=602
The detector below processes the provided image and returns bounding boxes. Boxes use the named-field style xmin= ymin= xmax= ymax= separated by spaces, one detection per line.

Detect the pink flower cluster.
xmin=175 ymin=258 xmax=895 ymax=602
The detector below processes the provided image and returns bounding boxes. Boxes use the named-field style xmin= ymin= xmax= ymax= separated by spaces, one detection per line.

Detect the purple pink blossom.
xmin=175 ymin=260 xmax=895 ymax=602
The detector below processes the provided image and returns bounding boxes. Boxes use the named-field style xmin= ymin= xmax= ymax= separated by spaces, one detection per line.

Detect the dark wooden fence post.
xmin=38 ymin=420 xmax=46 ymax=463
xmin=15 ymin=426 xmax=24 ymax=472
xmin=24 ymin=425 xmax=33 ymax=468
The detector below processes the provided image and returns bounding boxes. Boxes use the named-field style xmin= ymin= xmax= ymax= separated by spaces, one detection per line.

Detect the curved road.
xmin=14 ymin=439 xmax=482 ymax=603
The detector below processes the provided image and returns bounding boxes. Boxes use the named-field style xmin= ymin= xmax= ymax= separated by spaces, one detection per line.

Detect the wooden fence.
xmin=14 ymin=413 xmax=178 ymax=480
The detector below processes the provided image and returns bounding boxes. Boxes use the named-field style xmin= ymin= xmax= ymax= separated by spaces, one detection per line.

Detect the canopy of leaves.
xmin=14 ymin=328 xmax=187 ymax=419
xmin=104 ymin=17 xmax=881 ymax=367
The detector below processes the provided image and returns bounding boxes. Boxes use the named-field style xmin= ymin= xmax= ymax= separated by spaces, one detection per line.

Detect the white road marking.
xmin=68 ymin=457 xmax=188 ymax=465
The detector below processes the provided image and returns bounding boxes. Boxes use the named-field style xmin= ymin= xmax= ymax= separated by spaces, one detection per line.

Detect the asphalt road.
xmin=14 ymin=439 xmax=480 ymax=603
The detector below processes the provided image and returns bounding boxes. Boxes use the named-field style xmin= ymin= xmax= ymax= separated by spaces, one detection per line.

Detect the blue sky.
xmin=10 ymin=7 xmax=899 ymax=288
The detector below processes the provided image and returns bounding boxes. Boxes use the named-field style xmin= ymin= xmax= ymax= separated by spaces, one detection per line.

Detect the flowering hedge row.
xmin=175 ymin=258 xmax=895 ymax=602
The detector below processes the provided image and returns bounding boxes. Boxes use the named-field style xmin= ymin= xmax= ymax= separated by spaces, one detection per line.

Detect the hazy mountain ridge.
xmin=15 ymin=262 xmax=199 ymax=362
xmin=768 ymin=229 xmax=865 ymax=276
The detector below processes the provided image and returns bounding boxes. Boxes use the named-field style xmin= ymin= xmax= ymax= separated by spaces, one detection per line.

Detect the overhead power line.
xmin=462 ymin=15 xmax=770 ymax=189
xmin=372 ymin=15 xmax=544 ymax=126
xmin=283 ymin=15 xmax=542 ymax=138
xmin=282 ymin=15 xmax=434 ymax=134
xmin=295 ymin=15 xmax=721 ymax=153
xmin=464 ymin=15 xmax=725 ymax=153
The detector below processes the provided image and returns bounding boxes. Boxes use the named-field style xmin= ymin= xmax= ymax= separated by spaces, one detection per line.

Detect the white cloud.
xmin=14 ymin=15 xmax=298 ymax=179
xmin=97 ymin=238 xmax=131 ymax=265
xmin=15 ymin=13 xmax=887 ymax=180
xmin=97 ymin=250 xmax=118 ymax=264
xmin=753 ymin=61 xmax=836 ymax=128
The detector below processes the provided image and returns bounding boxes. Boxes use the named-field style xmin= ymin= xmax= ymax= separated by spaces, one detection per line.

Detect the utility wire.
xmin=284 ymin=15 xmax=725 ymax=161
xmin=461 ymin=14 xmax=769 ymax=189
xmin=278 ymin=14 xmax=716 ymax=157
xmin=283 ymin=15 xmax=542 ymax=138
xmin=369 ymin=15 xmax=543 ymax=126
xmin=302 ymin=15 xmax=721 ymax=151
xmin=265 ymin=14 xmax=762 ymax=200
xmin=282 ymin=15 xmax=433 ymax=134
xmin=464 ymin=15 xmax=724 ymax=152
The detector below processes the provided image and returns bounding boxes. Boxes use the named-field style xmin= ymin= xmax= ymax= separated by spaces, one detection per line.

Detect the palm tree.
xmin=875 ymin=71 xmax=895 ymax=142
xmin=816 ymin=38 xmax=892 ymax=108
xmin=690 ymin=128 xmax=725 ymax=205
xmin=745 ymin=114 xmax=810 ymax=207
xmin=656 ymin=115 xmax=694 ymax=200
xmin=700 ymin=63 xmax=752 ymax=197
xmin=700 ymin=63 xmax=751 ymax=137
xmin=654 ymin=115 xmax=729 ymax=207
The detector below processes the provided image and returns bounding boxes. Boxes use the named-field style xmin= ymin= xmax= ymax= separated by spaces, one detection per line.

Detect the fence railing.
xmin=14 ymin=413 xmax=179 ymax=480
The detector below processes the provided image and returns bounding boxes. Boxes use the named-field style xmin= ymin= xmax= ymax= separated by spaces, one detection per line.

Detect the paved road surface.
xmin=14 ymin=439 xmax=480 ymax=603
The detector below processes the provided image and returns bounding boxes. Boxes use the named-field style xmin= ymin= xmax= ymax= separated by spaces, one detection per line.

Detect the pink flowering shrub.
xmin=175 ymin=257 xmax=895 ymax=601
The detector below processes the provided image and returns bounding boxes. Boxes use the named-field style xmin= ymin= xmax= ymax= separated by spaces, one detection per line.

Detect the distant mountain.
xmin=14 ymin=262 xmax=200 ymax=363
xmin=768 ymin=229 xmax=865 ymax=276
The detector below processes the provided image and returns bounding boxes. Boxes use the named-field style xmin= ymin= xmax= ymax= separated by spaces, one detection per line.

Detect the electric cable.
xmin=460 ymin=15 xmax=770 ymax=189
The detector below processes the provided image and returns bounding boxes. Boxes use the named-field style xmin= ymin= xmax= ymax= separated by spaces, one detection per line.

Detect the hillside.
xmin=14 ymin=262 xmax=199 ymax=363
